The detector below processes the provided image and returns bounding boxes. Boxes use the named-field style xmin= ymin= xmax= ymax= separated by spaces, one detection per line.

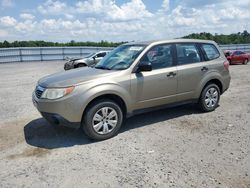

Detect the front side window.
xmin=202 ymin=44 xmax=220 ymax=60
xmin=141 ymin=44 xmax=174 ymax=69
xmin=176 ymin=43 xmax=201 ymax=65
xmin=96 ymin=52 xmax=106 ymax=58
xmin=95 ymin=45 xmax=145 ymax=70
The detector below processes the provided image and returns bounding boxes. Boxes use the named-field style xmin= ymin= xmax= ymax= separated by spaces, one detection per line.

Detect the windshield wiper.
xmin=95 ymin=66 xmax=111 ymax=70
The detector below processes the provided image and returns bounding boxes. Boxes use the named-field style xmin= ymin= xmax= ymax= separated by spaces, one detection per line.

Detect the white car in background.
xmin=64 ymin=51 xmax=110 ymax=70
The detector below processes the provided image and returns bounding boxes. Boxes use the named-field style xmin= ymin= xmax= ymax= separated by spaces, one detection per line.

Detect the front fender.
xmin=79 ymin=83 xmax=133 ymax=117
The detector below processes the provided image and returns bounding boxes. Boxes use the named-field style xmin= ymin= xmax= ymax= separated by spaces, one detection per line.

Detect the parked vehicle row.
xmin=224 ymin=50 xmax=249 ymax=65
xmin=33 ymin=39 xmax=231 ymax=140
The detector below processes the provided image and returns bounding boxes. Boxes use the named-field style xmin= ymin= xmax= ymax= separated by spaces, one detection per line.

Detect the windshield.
xmin=95 ymin=45 xmax=145 ymax=70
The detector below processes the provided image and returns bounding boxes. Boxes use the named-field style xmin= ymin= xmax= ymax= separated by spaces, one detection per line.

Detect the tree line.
xmin=182 ymin=30 xmax=250 ymax=44
xmin=0 ymin=30 xmax=249 ymax=48
xmin=0 ymin=40 xmax=126 ymax=48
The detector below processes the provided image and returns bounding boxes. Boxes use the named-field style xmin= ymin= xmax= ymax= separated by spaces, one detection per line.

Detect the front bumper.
xmin=32 ymin=92 xmax=82 ymax=129
xmin=40 ymin=112 xmax=80 ymax=129
xmin=64 ymin=62 xmax=74 ymax=70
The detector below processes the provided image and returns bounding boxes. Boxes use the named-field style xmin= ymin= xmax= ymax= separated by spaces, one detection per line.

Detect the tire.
xmin=198 ymin=83 xmax=220 ymax=112
xmin=229 ymin=60 xmax=232 ymax=65
xmin=243 ymin=59 xmax=248 ymax=65
xmin=82 ymin=99 xmax=123 ymax=141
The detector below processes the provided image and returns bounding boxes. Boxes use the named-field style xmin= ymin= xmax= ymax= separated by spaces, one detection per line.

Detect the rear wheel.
xmin=243 ymin=59 xmax=248 ymax=65
xmin=82 ymin=99 xmax=123 ymax=141
xmin=198 ymin=83 xmax=220 ymax=112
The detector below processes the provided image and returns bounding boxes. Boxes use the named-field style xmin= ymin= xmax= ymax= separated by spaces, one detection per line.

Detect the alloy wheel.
xmin=204 ymin=87 xmax=218 ymax=108
xmin=92 ymin=107 xmax=118 ymax=135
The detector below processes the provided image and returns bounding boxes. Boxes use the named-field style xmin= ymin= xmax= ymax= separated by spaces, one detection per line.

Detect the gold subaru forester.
xmin=33 ymin=39 xmax=231 ymax=140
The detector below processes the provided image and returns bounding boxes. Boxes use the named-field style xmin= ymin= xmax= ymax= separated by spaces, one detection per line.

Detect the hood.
xmin=38 ymin=67 xmax=118 ymax=88
xmin=71 ymin=58 xmax=82 ymax=61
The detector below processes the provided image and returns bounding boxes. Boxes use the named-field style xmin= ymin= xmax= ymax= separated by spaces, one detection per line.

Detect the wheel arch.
xmin=74 ymin=62 xmax=87 ymax=68
xmin=81 ymin=93 xmax=127 ymax=122
xmin=203 ymin=79 xmax=223 ymax=94
xmin=198 ymin=78 xmax=223 ymax=100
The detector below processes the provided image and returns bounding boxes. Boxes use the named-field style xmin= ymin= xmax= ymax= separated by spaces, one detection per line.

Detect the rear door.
xmin=175 ymin=43 xmax=208 ymax=102
xmin=238 ymin=51 xmax=246 ymax=63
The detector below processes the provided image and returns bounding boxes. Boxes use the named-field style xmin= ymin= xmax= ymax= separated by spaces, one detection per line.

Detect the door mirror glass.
xmin=138 ymin=61 xmax=152 ymax=72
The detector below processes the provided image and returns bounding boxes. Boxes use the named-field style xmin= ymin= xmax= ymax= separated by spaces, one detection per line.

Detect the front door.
xmin=131 ymin=44 xmax=178 ymax=110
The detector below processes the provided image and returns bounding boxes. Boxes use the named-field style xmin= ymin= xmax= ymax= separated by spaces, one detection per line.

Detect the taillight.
xmin=223 ymin=61 xmax=229 ymax=70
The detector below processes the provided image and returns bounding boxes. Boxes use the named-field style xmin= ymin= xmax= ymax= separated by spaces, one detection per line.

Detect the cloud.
xmin=38 ymin=0 xmax=67 ymax=15
xmin=0 ymin=29 xmax=8 ymax=37
xmin=0 ymin=0 xmax=249 ymax=42
xmin=1 ymin=0 xmax=14 ymax=8
xmin=20 ymin=13 xmax=35 ymax=20
xmin=75 ymin=0 xmax=153 ymax=21
xmin=0 ymin=16 xmax=16 ymax=27
xmin=162 ymin=0 xmax=170 ymax=11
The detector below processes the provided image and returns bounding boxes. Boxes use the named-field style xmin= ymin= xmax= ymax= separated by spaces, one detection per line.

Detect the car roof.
xmin=125 ymin=39 xmax=217 ymax=46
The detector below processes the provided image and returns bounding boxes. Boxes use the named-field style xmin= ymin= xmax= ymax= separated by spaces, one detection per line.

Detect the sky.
xmin=0 ymin=0 xmax=249 ymax=42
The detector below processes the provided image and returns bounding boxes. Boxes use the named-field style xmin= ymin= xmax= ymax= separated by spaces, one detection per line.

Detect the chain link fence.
xmin=0 ymin=46 xmax=113 ymax=63
xmin=0 ymin=44 xmax=249 ymax=63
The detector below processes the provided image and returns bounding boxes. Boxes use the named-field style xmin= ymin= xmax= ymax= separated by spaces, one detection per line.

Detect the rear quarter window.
xmin=201 ymin=44 xmax=220 ymax=60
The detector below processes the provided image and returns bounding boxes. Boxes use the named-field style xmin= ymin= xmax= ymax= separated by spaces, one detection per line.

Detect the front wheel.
xmin=82 ymin=99 xmax=123 ymax=141
xmin=198 ymin=84 xmax=220 ymax=112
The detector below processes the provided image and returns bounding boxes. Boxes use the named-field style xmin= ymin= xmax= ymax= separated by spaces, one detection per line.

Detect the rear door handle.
xmin=201 ymin=67 xmax=208 ymax=72
xmin=167 ymin=72 xmax=177 ymax=77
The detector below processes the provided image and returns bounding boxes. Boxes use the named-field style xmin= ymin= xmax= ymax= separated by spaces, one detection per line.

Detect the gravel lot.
xmin=0 ymin=61 xmax=250 ymax=188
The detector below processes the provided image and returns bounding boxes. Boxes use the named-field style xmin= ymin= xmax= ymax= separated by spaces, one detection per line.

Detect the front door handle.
xmin=201 ymin=67 xmax=208 ymax=72
xmin=167 ymin=72 xmax=177 ymax=77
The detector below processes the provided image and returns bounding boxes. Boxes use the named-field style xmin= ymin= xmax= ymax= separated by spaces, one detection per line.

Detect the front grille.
xmin=35 ymin=86 xmax=45 ymax=99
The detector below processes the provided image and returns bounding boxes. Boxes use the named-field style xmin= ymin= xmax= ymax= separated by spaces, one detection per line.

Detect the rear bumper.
xmin=222 ymin=74 xmax=231 ymax=93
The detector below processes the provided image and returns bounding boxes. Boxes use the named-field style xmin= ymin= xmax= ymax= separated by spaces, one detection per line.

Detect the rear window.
xmin=201 ymin=44 xmax=220 ymax=60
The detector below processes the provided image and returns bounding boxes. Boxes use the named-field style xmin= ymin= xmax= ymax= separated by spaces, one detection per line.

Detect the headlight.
xmin=41 ymin=86 xmax=75 ymax=100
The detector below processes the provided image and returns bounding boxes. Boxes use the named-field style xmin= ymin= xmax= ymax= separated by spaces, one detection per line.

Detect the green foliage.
xmin=0 ymin=40 xmax=126 ymax=48
xmin=0 ymin=30 xmax=249 ymax=48
xmin=182 ymin=30 xmax=250 ymax=44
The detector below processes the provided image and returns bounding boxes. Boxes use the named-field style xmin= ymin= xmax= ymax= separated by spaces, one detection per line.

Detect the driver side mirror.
xmin=137 ymin=61 xmax=152 ymax=72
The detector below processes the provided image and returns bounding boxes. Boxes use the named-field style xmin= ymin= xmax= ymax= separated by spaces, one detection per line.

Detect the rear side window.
xmin=176 ymin=43 xmax=201 ymax=65
xmin=201 ymin=44 xmax=220 ymax=60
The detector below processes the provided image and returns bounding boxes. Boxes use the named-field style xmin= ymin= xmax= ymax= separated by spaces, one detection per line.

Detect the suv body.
xmin=33 ymin=39 xmax=231 ymax=140
xmin=64 ymin=51 xmax=110 ymax=70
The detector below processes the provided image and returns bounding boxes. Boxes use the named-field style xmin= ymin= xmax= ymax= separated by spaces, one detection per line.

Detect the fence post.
xmin=62 ymin=47 xmax=65 ymax=60
xmin=40 ymin=48 xmax=43 ymax=61
xmin=19 ymin=48 xmax=23 ymax=62
xmin=80 ymin=47 xmax=83 ymax=57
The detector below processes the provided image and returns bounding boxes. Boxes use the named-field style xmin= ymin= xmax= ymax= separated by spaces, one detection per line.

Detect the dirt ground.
xmin=0 ymin=61 xmax=250 ymax=188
